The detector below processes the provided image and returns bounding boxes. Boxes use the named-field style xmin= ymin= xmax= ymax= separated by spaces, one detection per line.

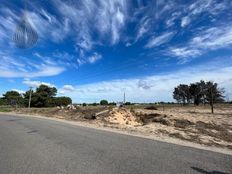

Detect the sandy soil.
xmin=5 ymin=104 xmax=232 ymax=150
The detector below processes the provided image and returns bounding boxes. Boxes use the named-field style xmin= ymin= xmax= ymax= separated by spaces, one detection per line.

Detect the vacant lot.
xmin=2 ymin=104 xmax=232 ymax=149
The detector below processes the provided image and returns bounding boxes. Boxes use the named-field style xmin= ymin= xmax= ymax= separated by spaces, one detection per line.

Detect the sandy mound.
xmin=106 ymin=108 xmax=142 ymax=126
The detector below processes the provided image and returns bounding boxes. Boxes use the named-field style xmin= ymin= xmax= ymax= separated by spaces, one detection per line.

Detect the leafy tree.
xmin=198 ymin=80 xmax=207 ymax=105
xmin=90 ymin=102 xmax=98 ymax=106
xmin=2 ymin=91 xmax=23 ymax=106
xmin=100 ymin=100 xmax=108 ymax=105
xmin=173 ymin=84 xmax=190 ymax=105
xmin=33 ymin=85 xmax=57 ymax=107
xmin=173 ymin=80 xmax=225 ymax=113
xmin=23 ymin=89 xmax=34 ymax=107
xmin=205 ymin=81 xmax=224 ymax=113
xmin=108 ymin=102 xmax=116 ymax=106
xmin=24 ymin=85 xmax=58 ymax=107
xmin=189 ymin=83 xmax=202 ymax=106
xmin=50 ymin=97 xmax=72 ymax=106
xmin=0 ymin=98 xmax=7 ymax=105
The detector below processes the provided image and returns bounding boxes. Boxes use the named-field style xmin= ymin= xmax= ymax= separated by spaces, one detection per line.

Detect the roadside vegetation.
xmin=0 ymin=85 xmax=72 ymax=109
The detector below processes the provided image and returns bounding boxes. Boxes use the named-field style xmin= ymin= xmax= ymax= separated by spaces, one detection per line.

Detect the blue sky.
xmin=0 ymin=0 xmax=232 ymax=103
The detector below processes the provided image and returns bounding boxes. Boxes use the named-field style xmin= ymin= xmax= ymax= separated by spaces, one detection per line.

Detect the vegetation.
xmin=100 ymin=100 xmax=108 ymax=105
xmin=2 ymin=91 xmax=24 ymax=106
xmin=0 ymin=85 xmax=72 ymax=108
xmin=173 ymin=80 xmax=225 ymax=113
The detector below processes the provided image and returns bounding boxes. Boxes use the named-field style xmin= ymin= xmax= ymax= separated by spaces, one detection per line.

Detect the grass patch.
xmin=0 ymin=107 xmax=12 ymax=112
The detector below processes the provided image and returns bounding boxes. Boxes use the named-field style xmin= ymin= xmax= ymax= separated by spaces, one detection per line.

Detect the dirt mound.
xmin=106 ymin=108 xmax=142 ymax=126
xmin=144 ymin=106 xmax=158 ymax=110
xmin=174 ymin=119 xmax=194 ymax=129
xmin=137 ymin=113 xmax=171 ymax=126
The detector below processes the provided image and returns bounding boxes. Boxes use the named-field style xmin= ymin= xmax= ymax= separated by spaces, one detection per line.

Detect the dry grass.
xmin=7 ymin=104 xmax=232 ymax=149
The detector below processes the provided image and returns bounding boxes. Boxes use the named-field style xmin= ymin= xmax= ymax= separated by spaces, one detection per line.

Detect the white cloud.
xmin=54 ymin=0 xmax=128 ymax=49
xmin=27 ymin=9 xmax=69 ymax=43
xmin=58 ymin=85 xmax=75 ymax=95
xmin=190 ymin=26 xmax=232 ymax=50
xmin=188 ymin=0 xmax=228 ymax=16
xmin=135 ymin=16 xmax=151 ymax=41
xmin=181 ymin=16 xmax=191 ymax=27
xmin=88 ymin=53 xmax=102 ymax=64
xmin=77 ymin=52 xmax=102 ymax=66
xmin=169 ymin=24 xmax=232 ymax=60
xmin=12 ymin=89 xmax=25 ymax=94
xmin=64 ymin=60 xmax=232 ymax=103
xmin=145 ymin=32 xmax=174 ymax=48
xmin=169 ymin=47 xmax=201 ymax=58
xmin=0 ymin=50 xmax=65 ymax=78
xmin=23 ymin=79 xmax=55 ymax=88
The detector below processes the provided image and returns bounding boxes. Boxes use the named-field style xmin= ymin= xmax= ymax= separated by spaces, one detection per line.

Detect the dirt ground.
xmin=7 ymin=104 xmax=232 ymax=150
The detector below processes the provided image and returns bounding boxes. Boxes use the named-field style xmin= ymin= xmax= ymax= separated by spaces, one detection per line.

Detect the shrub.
xmin=100 ymin=100 xmax=108 ymax=105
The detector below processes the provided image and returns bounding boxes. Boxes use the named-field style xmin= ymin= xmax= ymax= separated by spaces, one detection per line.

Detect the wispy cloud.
xmin=0 ymin=53 xmax=65 ymax=78
xmin=168 ymin=23 xmax=232 ymax=60
xmin=190 ymin=26 xmax=232 ymax=50
xmin=77 ymin=52 xmax=102 ymax=66
xmin=58 ymin=85 xmax=75 ymax=95
xmin=145 ymin=32 xmax=175 ymax=48
xmin=23 ymin=79 xmax=55 ymax=88
xmin=181 ymin=16 xmax=191 ymax=28
xmin=169 ymin=47 xmax=201 ymax=58
xmin=54 ymin=0 xmax=128 ymax=49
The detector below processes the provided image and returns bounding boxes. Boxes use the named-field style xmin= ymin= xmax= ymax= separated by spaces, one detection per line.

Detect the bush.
xmin=0 ymin=98 xmax=7 ymax=105
xmin=51 ymin=97 xmax=72 ymax=107
xmin=108 ymin=102 xmax=116 ymax=106
xmin=100 ymin=100 xmax=108 ymax=105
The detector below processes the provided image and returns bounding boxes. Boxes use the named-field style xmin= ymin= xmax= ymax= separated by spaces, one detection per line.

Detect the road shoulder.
xmin=0 ymin=112 xmax=232 ymax=155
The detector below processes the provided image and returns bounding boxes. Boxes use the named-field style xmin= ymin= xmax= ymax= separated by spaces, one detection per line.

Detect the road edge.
xmin=1 ymin=112 xmax=232 ymax=155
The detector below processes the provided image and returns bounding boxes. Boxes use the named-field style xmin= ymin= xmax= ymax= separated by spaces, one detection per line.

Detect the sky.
xmin=0 ymin=0 xmax=232 ymax=103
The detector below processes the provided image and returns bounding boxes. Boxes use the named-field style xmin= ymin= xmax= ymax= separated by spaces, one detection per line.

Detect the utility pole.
xmin=123 ymin=92 xmax=125 ymax=104
xmin=28 ymin=87 xmax=32 ymax=112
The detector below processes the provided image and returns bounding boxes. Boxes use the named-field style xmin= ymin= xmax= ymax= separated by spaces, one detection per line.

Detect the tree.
xmin=205 ymin=81 xmax=224 ymax=113
xmin=50 ymin=97 xmax=72 ymax=106
xmin=34 ymin=85 xmax=57 ymax=107
xmin=189 ymin=83 xmax=202 ymax=106
xmin=108 ymin=102 xmax=116 ymax=106
xmin=173 ymin=80 xmax=225 ymax=113
xmin=23 ymin=89 xmax=34 ymax=107
xmin=198 ymin=80 xmax=207 ymax=105
xmin=2 ymin=91 xmax=23 ymax=106
xmin=24 ymin=85 xmax=58 ymax=107
xmin=173 ymin=84 xmax=190 ymax=105
xmin=0 ymin=98 xmax=7 ymax=105
xmin=124 ymin=102 xmax=131 ymax=105
xmin=100 ymin=100 xmax=108 ymax=105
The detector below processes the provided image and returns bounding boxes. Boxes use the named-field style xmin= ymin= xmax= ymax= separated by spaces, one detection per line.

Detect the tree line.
xmin=0 ymin=85 xmax=72 ymax=107
xmin=173 ymin=80 xmax=225 ymax=113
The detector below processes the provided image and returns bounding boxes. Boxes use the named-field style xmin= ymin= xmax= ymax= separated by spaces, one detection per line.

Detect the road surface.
xmin=0 ymin=114 xmax=231 ymax=174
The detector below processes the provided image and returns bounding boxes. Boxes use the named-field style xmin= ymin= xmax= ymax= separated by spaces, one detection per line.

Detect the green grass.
xmin=0 ymin=107 xmax=12 ymax=112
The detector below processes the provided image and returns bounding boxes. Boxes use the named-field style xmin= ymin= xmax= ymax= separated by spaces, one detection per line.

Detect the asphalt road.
xmin=0 ymin=114 xmax=231 ymax=174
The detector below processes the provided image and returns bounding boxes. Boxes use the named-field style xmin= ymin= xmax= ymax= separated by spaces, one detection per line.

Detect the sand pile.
xmin=106 ymin=108 xmax=142 ymax=126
